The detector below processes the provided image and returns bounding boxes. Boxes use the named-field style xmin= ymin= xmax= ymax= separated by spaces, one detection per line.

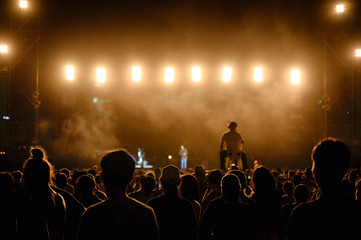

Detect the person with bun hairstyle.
xmin=11 ymin=147 xmax=66 ymax=240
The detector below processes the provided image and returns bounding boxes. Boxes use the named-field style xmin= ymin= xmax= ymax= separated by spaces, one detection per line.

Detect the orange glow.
xmin=0 ymin=45 xmax=8 ymax=53
xmin=355 ymin=49 xmax=361 ymax=57
xmin=65 ymin=65 xmax=75 ymax=81
xmin=19 ymin=0 xmax=28 ymax=8
xmin=192 ymin=66 xmax=201 ymax=82
xmin=291 ymin=69 xmax=300 ymax=85
xmin=96 ymin=67 xmax=106 ymax=83
xmin=164 ymin=67 xmax=174 ymax=83
xmin=222 ymin=67 xmax=232 ymax=82
xmin=132 ymin=66 xmax=142 ymax=82
xmin=336 ymin=4 xmax=344 ymax=13
xmin=254 ymin=67 xmax=263 ymax=82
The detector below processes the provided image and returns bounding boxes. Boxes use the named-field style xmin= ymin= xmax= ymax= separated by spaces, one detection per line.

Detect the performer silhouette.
xmin=220 ymin=121 xmax=246 ymax=170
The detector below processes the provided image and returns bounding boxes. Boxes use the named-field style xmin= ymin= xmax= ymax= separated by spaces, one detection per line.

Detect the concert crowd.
xmin=0 ymin=137 xmax=361 ymax=240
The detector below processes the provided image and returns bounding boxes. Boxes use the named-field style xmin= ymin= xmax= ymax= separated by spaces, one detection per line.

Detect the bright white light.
xmin=336 ymin=4 xmax=345 ymax=13
xmin=168 ymin=155 xmax=173 ymax=160
xmin=132 ymin=66 xmax=142 ymax=82
xmin=96 ymin=67 xmax=106 ymax=83
xmin=356 ymin=49 xmax=361 ymax=57
xmin=254 ymin=67 xmax=263 ymax=82
xmin=222 ymin=67 xmax=232 ymax=82
xmin=291 ymin=69 xmax=301 ymax=85
xmin=65 ymin=65 xmax=75 ymax=81
xmin=192 ymin=66 xmax=201 ymax=82
xmin=164 ymin=67 xmax=174 ymax=83
xmin=19 ymin=0 xmax=28 ymax=8
xmin=0 ymin=45 xmax=8 ymax=53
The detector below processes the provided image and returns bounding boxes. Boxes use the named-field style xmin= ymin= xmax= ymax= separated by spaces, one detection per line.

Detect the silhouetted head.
xmin=228 ymin=121 xmax=237 ymax=130
xmin=194 ymin=165 xmax=206 ymax=179
xmin=140 ymin=176 xmax=156 ymax=193
xmin=54 ymin=172 xmax=68 ymax=189
xmin=311 ymin=138 xmax=350 ymax=190
xmin=228 ymin=170 xmax=245 ymax=189
xmin=31 ymin=148 xmax=44 ymax=160
xmin=252 ymin=165 xmax=276 ymax=192
xmin=100 ymin=149 xmax=135 ymax=191
xmin=180 ymin=174 xmax=199 ymax=200
xmin=160 ymin=164 xmax=180 ymax=187
xmin=294 ymin=184 xmax=309 ymax=203
xmin=23 ymin=148 xmax=53 ymax=187
xmin=207 ymin=169 xmax=223 ymax=187
xmin=76 ymin=174 xmax=96 ymax=195
xmin=221 ymin=173 xmax=241 ymax=201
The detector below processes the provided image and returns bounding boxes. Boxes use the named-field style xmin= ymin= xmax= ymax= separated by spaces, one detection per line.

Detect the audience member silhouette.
xmin=201 ymin=169 xmax=223 ymax=212
xmin=0 ymin=171 xmax=16 ymax=236
xmin=76 ymin=149 xmax=159 ymax=240
xmin=251 ymin=165 xmax=282 ymax=240
xmin=300 ymin=167 xmax=317 ymax=193
xmin=11 ymin=170 xmax=23 ymax=191
xmin=342 ymin=169 xmax=359 ymax=200
xmin=54 ymin=172 xmax=70 ymax=190
xmin=287 ymin=138 xmax=361 ymax=240
xmin=59 ymin=168 xmax=75 ymax=194
xmin=281 ymin=184 xmax=309 ymax=239
xmin=74 ymin=174 xmax=102 ymax=208
xmin=199 ymin=173 xmax=256 ymax=240
xmin=228 ymin=169 xmax=255 ymax=207
xmin=148 ymin=164 xmax=197 ymax=240
xmin=281 ymin=181 xmax=295 ymax=206
xmin=194 ymin=165 xmax=208 ymax=203
xmin=11 ymin=147 xmax=66 ymax=240
xmin=129 ymin=175 xmax=156 ymax=204
xmin=51 ymin=183 xmax=85 ymax=240
xmin=179 ymin=174 xmax=201 ymax=223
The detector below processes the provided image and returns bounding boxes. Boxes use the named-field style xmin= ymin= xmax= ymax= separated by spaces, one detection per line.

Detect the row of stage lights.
xmin=65 ymin=65 xmax=302 ymax=85
xmin=11 ymin=0 xmax=350 ymax=13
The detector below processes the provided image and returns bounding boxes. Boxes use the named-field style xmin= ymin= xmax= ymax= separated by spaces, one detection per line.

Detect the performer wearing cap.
xmin=220 ymin=121 xmax=245 ymax=170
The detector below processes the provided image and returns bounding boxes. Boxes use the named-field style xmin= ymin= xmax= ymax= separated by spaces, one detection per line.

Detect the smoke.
xmin=51 ymin=102 xmax=121 ymax=166
xmin=45 ymin=1 xmax=322 ymax=169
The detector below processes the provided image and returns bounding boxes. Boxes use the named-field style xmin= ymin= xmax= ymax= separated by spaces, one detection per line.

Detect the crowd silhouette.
xmin=0 ymin=137 xmax=360 ymax=240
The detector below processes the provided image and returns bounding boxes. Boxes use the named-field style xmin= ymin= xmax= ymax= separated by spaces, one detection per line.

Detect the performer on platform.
xmin=220 ymin=121 xmax=246 ymax=170
xmin=179 ymin=145 xmax=188 ymax=170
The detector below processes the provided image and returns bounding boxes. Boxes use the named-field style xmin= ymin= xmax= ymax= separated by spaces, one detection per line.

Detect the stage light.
xmin=168 ymin=155 xmax=173 ymax=160
xmin=96 ymin=67 xmax=106 ymax=83
xmin=222 ymin=67 xmax=232 ymax=82
xmin=254 ymin=67 xmax=263 ymax=82
xmin=0 ymin=45 xmax=8 ymax=53
xmin=336 ymin=4 xmax=344 ymax=13
xmin=192 ymin=66 xmax=201 ymax=82
xmin=132 ymin=66 xmax=142 ymax=82
xmin=291 ymin=69 xmax=300 ymax=85
xmin=164 ymin=67 xmax=174 ymax=83
xmin=355 ymin=49 xmax=361 ymax=57
xmin=19 ymin=0 xmax=28 ymax=8
xmin=65 ymin=65 xmax=75 ymax=81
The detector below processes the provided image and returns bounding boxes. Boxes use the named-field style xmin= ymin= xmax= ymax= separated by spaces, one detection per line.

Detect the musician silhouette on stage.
xmin=220 ymin=121 xmax=247 ymax=170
